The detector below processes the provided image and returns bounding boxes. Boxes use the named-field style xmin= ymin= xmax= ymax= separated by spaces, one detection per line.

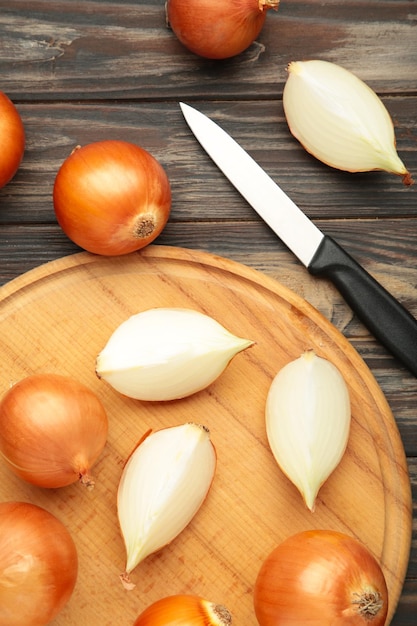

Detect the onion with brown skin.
xmin=254 ymin=530 xmax=388 ymax=626
xmin=0 ymin=91 xmax=25 ymax=188
xmin=0 ymin=373 xmax=108 ymax=488
xmin=0 ymin=501 xmax=78 ymax=626
xmin=166 ymin=0 xmax=280 ymax=60
xmin=53 ymin=140 xmax=171 ymax=255
xmin=133 ymin=594 xmax=232 ymax=625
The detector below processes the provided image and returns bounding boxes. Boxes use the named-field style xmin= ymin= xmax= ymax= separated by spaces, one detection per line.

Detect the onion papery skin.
xmin=134 ymin=594 xmax=233 ymax=625
xmin=0 ymin=373 xmax=108 ymax=488
xmin=0 ymin=91 xmax=25 ymax=188
xmin=166 ymin=0 xmax=279 ymax=60
xmin=0 ymin=501 xmax=78 ymax=626
xmin=53 ymin=140 xmax=171 ymax=255
xmin=254 ymin=530 xmax=388 ymax=626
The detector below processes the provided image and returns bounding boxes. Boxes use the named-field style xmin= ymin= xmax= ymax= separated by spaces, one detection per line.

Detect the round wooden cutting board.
xmin=0 ymin=246 xmax=411 ymax=625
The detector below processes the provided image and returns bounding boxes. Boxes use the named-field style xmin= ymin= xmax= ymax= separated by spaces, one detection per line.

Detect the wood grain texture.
xmin=0 ymin=99 xmax=415 ymax=224
xmin=0 ymin=1 xmax=415 ymax=99
xmin=0 ymin=247 xmax=412 ymax=624
xmin=0 ymin=0 xmax=416 ymax=623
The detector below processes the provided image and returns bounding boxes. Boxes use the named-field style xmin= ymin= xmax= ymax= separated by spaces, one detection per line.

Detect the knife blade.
xmin=180 ymin=102 xmax=417 ymax=377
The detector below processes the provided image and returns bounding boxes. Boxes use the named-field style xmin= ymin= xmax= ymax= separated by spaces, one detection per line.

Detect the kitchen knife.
xmin=180 ymin=102 xmax=417 ymax=377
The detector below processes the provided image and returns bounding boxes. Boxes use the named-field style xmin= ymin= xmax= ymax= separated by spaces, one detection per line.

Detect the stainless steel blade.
xmin=180 ymin=102 xmax=324 ymax=267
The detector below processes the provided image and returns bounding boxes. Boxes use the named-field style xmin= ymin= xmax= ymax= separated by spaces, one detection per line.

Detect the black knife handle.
xmin=309 ymin=235 xmax=417 ymax=377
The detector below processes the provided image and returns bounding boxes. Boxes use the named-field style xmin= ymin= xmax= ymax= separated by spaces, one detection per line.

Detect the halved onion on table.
xmin=265 ymin=351 xmax=351 ymax=511
xmin=118 ymin=423 xmax=216 ymax=589
xmin=283 ymin=59 xmax=413 ymax=185
xmin=96 ymin=307 xmax=254 ymax=401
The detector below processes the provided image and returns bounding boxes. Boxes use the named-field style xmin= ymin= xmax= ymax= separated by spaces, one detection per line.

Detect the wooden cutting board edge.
xmin=0 ymin=245 xmax=412 ymax=624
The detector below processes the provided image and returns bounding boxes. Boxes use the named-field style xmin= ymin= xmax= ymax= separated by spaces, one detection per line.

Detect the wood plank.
xmin=394 ymin=579 xmax=417 ymax=626
xmin=0 ymin=99 xmax=415 ymax=224
xmin=1 ymin=220 xmax=417 ymax=305
xmin=408 ymin=459 xmax=417 ymax=577
xmin=0 ymin=1 xmax=415 ymax=99
xmin=2 ymin=219 xmax=417 ymax=301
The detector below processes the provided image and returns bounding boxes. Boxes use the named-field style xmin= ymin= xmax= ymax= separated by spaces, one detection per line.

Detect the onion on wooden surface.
xmin=118 ymin=423 xmax=216 ymax=589
xmin=96 ymin=307 xmax=254 ymax=401
xmin=265 ymin=351 xmax=351 ymax=511
xmin=283 ymin=59 xmax=413 ymax=185
xmin=133 ymin=594 xmax=232 ymax=625
xmin=0 ymin=373 xmax=108 ymax=488
xmin=0 ymin=501 xmax=78 ymax=626
xmin=254 ymin=529 xmax=388 ymax=626
xmin=53 ymin=140 xmax=171 ymax=255
xmin=166 ymin=0 xmax=279 ymax=60
xmin=0 ymin=91 xmax=25 ymax=189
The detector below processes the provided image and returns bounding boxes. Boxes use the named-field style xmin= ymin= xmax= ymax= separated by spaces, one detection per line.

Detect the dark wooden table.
xmin=0 ymin=1 xmax=416 ymax=624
